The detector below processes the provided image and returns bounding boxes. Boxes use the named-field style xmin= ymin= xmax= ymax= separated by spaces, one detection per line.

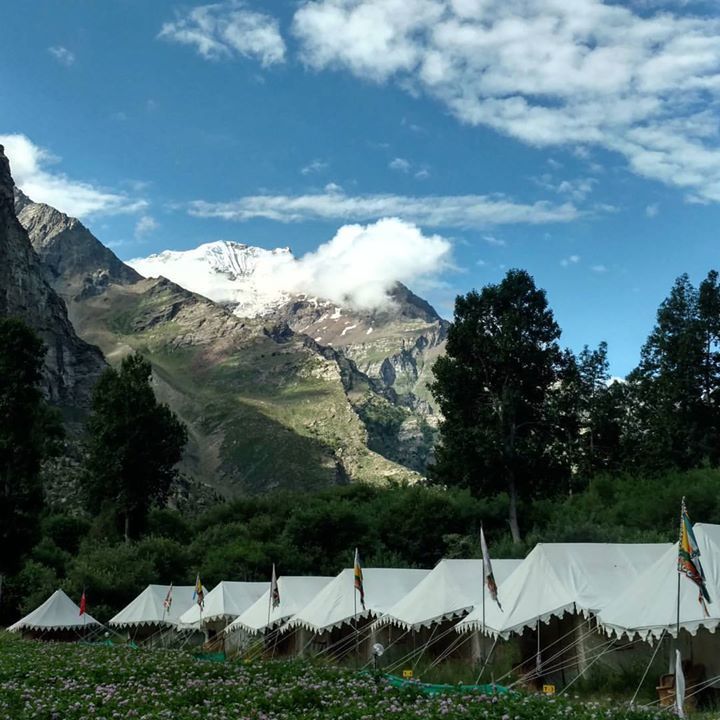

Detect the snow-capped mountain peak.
xmin=128 ymin=241 xmax=295 ymax=317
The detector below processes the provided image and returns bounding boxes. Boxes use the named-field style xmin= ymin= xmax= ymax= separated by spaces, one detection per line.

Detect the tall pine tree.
xmin=628 ymin=272 xmax=720 ymax=469
xmin=85 ymin=353 xmax=187 ymax=541
xmin=429 ymin=270 xmax=564 ymax=542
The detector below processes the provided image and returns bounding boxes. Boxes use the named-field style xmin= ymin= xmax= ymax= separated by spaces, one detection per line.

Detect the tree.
xmin=85 ymin=353 xmax=187 ymax=541
xmin=0 ymin=318 xmax=63 ymax=579
xmin=429 ymin=270 xmax=564 ymax=542
xmin=628 ymin=272 xmax=720 ymax=470
xmin=698 ymin=270 xmax=720 ymax=465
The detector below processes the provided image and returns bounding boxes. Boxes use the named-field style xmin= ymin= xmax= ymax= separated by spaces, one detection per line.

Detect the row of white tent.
xmin=9 ymin=525 xmax=720 ymax=647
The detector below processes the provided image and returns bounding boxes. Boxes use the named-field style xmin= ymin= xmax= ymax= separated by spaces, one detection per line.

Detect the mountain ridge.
xmin=0 ymin=145 xmax=106 ymax=414
xmin=12 ymin=187 xmax=444 ymax=495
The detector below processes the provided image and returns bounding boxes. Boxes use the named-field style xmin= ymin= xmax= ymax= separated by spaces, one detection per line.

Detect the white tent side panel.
xmin=9 ymin=589 xmax=99 ymax=632
xmin=456 ymin=542 xmax=670 ymax=638
xmin=285 ymin=567 xmax=429 ymax=634
xmin=376 ymin=558 xmax=522 ymax=630
xmin=178 ymin=581 xmax=266 ymax=627
xmin=228 ymin=576 xmax=334 ymax=635
xmin=109 ymin=585 xmax=198 ymax=629
xmin=598 ymin=524 xmax=720 ymax=640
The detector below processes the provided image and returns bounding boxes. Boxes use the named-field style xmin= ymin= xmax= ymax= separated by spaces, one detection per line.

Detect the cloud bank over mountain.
xmin=129 ymin=217 xmax=451 ymax=314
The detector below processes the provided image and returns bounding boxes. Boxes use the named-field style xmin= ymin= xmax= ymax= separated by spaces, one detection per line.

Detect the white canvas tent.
xmin=285 ymin=567 xmax=429 ymax=633
xmin=9 ymin=589 xmax=99 ymax=634
xmin=228 ymin=576 xmax=333 ymax=635
xmin=178 ymin=581 xmax=266 ymax=628
xmin=109 ymin=584 xmax=198 ymax=629
xmin=375 ymin=558 xmax=522 ymax=630
xmin=598 ymin=524 xmax=720 ymax=641
xmin=455 ymin=543 xmax=670 ymax=639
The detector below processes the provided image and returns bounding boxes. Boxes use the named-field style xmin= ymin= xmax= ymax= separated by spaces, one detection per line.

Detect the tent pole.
xmin=676 ymin=569 xmax=681 ymax=641
xmin=481 ymin=570 xmax=486 ymax=666
xmin=354 ymin=577 xmax=358 ymax=669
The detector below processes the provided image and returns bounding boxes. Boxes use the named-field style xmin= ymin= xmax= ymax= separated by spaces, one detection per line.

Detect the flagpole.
xmin=676 ymin=499 xmax=683 ymax=660
xmin=354 ymin=570 xmax=359 ymax=668
xmin=354 ymin=550 xmax=359 ymax=669
xmin=481 ymin=533 xmax=486 ymax=666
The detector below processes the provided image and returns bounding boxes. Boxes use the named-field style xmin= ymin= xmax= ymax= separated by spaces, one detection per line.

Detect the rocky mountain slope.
xmin=14 ymin=195 xmax=440 ymax=495
xmin=0 ymin=145 xmax=105 ymax=413
xmin=129 ymin=241 xmax=449 ymax=418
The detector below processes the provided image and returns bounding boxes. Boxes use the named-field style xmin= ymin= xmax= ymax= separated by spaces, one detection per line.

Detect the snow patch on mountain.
xmin=128 ymin=241 xmax=293 ymax=317
xmin=127 ymin=218 xmax=451 ymax=318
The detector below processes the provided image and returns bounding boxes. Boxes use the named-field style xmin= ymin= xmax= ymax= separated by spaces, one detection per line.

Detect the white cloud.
xmin=130 ymin=218 xmax=451 ymax=312
xmin=301 ymin=159 xmax=328 ymax=174
xmin=560 ymin=254 xmax=581 ymax=267
xmin=292 ymin=0 xmax=720 ymax=203
xmin=0 ymin=134 xmax=147 ymax=218
xmin=535 ymin=174 xmax=597 ymax=201
xmin=591 ymin=264 xmax=608 ymax=272
xmin=48 ymin=46 xmax=75 ymax=66
xmin=482 ymin=234 xmax=506 ymax=246
xmin=389 ymin=156 xmax=430 ymax=178
xmin=389 ymin=157 xmax=411 ymax=173
xmin=188 ymin=189 xmax=581 ymax=227
xmin=159 ymin=1 xmax=285 ymax=66
xmin=646 ymin=202 xmax=660 ymax=217
xmin=135 ymin=215 xmax=159 ymax=238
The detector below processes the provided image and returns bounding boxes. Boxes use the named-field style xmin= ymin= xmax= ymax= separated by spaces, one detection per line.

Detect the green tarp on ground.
xmin=383 ymin=673 xmax=509 ymax=696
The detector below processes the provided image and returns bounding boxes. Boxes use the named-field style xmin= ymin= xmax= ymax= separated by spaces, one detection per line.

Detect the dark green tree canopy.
xmin=86 ymin=353 xmax=187 ymax=541
xmin=0 ymin=318 xmax=62 ymax=576
xmin=429 ymin=270 xmax=564 ymax=542
xmin=628 ymin=271 xmax=720 ymax=469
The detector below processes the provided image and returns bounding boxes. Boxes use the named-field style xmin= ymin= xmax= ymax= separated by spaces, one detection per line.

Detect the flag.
xmin=354 ymin=548 xmax=365 ymax=611
xmin=480 ymin=525 xmax=502 ymax=611
xmin=79 ymin=589 xmax=87 ymax=616
xmin=270 ymin=564 xmax=280 ymax=609
xmin=163 ymin=583 xmax=173 ymax=612
xmin=675 ymin=649 xmax=686 ymax=719
xmin=678 ymin=497 xmax=711 ymax=615
xmin=192 ymin=574 xmax=204 ymax=610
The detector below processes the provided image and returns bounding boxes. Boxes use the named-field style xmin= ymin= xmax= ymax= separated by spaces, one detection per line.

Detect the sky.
xmin=1 ymin=0 xmax=720 ymax=376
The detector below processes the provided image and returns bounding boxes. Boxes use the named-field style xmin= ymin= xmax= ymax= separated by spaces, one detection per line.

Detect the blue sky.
xmin=2 ymin=0 xmax=720 ymax=376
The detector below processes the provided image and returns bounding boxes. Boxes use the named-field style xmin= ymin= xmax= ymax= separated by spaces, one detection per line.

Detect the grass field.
xmin=0 ymin=634 xmax=669 ymax=719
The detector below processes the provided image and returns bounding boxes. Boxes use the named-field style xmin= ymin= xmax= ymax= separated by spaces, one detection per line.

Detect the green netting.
xmin=383 ymin=673 xmax=509 ymax=696
xmin=192 ymin=651 xmax=226 ymax=663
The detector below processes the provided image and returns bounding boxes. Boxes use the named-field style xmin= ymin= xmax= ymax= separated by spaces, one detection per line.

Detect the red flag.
xmin=79 ymin=590 xmax=87 ymax=616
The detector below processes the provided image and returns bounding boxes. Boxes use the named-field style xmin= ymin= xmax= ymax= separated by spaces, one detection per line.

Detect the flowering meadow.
xmin=0 ymin=634 xmax=665 ymax=720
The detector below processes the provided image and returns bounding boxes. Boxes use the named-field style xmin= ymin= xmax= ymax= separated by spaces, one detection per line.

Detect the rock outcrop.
xmin=0 ymin=145 xmax=106 ymax=411
xmin=15 ymin=187 xmax=141 ymax=302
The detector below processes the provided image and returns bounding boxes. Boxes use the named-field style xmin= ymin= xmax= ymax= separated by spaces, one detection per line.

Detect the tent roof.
xmin=8 ymin=589 xmax=99 ymax=632
xmin=178 ymin=581 xmax=266 ymax=627
xmin=598 ymin=524 xmax=720 ymax=640
xmin=376 ymin=558 xmax=522 ymax=630
xmin=109 ymin=585 xmax=199 ymax=629
xmin=456 ymin=542 xmax=670 ymax=639
xmin=285 ymin=567 xmax=429 ymax=633
xmin=227 ymin=576 xmax=334 ymax=635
